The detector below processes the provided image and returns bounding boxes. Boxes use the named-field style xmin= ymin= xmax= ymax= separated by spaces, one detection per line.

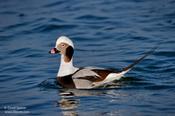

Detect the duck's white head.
xmin=49 ymin=36 xmax=74 ymax=62
xmin=55 ymin=36 xmax=74 ymax=48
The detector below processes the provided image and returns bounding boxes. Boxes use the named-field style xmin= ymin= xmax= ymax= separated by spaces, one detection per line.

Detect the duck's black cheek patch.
xmin=65 ymin=46 xmax=74 ymax=62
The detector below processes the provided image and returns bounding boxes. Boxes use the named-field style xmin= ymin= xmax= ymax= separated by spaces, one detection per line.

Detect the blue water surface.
xmin=0 ymin=0 xmax=175 ymax=115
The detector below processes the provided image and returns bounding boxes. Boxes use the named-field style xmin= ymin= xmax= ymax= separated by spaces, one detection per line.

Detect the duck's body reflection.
xmin=58 ymin=98 xmax=78 ymax=116
xmin=57 ymin=89 xmax=105 ymax=116
xmin=57 ymin=83 xmax=121 ymax=116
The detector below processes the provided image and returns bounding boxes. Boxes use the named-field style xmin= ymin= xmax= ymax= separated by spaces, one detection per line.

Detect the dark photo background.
xmin=0 ymin=0 xmax=175 ymax=115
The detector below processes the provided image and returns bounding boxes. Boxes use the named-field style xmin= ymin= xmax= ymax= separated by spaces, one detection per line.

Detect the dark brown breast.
xmin=57 ymin=75 xmax=75 ymax=88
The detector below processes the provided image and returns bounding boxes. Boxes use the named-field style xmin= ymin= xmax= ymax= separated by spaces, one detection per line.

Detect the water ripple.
xmin=33 ymin=24 xmax=77 ymax=33
xmin=76 ymin=14 xmax=108 ymax=20
xmin=155 ymin=51 xmax=175 ymax=57
xmin=43 ymin=1 xmax=65 ymax=8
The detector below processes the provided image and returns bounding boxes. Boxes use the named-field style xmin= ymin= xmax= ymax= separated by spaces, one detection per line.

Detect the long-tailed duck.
xmin=49 ymin=36 xmax=156 ymax=89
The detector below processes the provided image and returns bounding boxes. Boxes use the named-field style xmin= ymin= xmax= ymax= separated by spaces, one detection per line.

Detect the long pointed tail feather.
xmin=121 ymin=46 xmax=158 ymax=73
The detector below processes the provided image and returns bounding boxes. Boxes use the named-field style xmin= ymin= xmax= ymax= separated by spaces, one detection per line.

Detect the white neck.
xmin=57 ymin=55 xmax=78 ymax=77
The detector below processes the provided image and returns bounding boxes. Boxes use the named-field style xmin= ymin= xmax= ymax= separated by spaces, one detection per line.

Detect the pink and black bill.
xmin=49 ymin=48 xmax=59 ymax=54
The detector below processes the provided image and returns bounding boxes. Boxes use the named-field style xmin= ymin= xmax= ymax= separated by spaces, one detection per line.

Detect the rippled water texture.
xmin=0 ymin=0 xmax=175 ymax=115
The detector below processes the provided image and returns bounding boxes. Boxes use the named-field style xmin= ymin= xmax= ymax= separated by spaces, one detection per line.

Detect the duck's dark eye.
xmin=61 ymin=44 xmax=65 ymax=47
